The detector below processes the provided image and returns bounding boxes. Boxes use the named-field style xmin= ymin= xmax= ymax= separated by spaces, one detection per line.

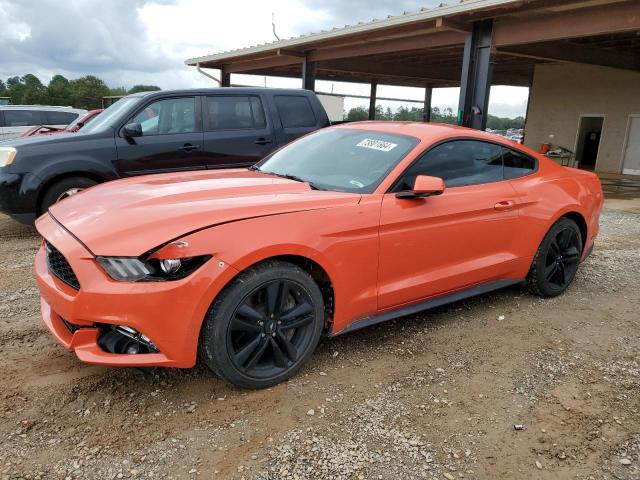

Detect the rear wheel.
xmin=40 ymin=177 xmax=97 ymax=214
xmin=527 ymin=217 xmax=583 ymax=297
xmin=200 ymin=260 xmax=324 ymax=389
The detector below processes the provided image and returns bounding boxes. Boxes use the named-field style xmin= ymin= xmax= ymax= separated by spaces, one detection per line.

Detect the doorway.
xmin=574 ymin=115 xmax=604 ymax=171
xmin=622 ymin=115 xmax=640 ymax=175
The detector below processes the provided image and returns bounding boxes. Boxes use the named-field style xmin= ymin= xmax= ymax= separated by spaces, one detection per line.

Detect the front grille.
xmin=45 ymin=242 xmax=80 ymax=290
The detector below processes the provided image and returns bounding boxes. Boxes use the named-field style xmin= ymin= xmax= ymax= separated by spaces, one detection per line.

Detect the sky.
xmin=0 ymin=0 xmax=529 ymax=118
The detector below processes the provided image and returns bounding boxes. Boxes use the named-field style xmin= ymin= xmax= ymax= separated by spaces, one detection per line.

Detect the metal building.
xmin=186 ymin=0 xmax=640 ymax=175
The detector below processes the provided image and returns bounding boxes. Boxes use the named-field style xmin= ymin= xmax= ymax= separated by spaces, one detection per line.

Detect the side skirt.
xmin=330 ymin=279 xmax=523 ymax=337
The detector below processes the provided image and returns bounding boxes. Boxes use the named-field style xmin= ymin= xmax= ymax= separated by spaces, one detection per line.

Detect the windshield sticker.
xmin=356 ymin=138 xmax=398 ymax=152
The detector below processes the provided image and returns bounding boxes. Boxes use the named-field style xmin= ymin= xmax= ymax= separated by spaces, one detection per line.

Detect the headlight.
xmin=0 ymin=147 xmax=17 ymax=167
xmin=97 ymin=255 xmax=210 ymax=282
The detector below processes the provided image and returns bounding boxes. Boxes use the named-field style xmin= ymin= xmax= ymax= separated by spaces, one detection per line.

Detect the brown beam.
xmin=277 ymin=48 xmax=306 ymax=58
xmin=493 ymin=1 xmax=640 ymax=47
xmin=224 ymin=55 xmax=303 ymax=73
xmin=309 ymin=30 xmax=465 ymax=62
xmin=321 ymin=59 xmax=461 ymax=83
xmin=498 ymin=41 xmax=640 ymax=71
xmin=435 ymin=17 xmax=471 ymax=34
xmin=369 ymin=81 xmax=377 ymax=120
xmin=423 ymin=87 xmax=433 ymax=122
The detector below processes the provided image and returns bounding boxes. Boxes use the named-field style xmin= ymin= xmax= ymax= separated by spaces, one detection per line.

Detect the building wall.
xmin=317 ymin=94 xmax=345 ymax=122
xmin=524 ymin=63 xmax=640 ymax=174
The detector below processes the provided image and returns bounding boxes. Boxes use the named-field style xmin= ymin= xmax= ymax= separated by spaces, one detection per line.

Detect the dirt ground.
xmin=0 ymin=195 xmax=638 ymax=480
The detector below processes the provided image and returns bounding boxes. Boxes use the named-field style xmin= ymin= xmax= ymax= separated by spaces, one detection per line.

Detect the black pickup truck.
xmin=0 ymin=88 xmax=330 ymax=224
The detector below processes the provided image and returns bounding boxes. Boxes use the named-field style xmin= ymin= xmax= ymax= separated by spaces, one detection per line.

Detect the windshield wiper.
xmin=261 ymin=171 xmax=323 ymax=190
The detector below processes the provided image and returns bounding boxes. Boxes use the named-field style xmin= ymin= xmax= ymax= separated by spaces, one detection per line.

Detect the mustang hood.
xmin=46 ymin=169 xmax=361 ymax=256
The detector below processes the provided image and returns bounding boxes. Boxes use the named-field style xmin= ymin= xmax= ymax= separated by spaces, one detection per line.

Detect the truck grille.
xmin=45 ymin=242 xmax=80 ymax=290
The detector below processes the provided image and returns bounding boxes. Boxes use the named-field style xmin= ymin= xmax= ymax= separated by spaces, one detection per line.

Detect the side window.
xmin=45 ymin=111 xmax=78 ymax=125
xmin=3 ymin=110 xmax=43 ymax=127
xmin=205 ymin=96 xmax=266 ymax=130
xmin=275 ymin=95 xmax=316 ymax=128
xmin=502 ymin=147 xmax=536 ymax=179
xmin=399 ymin=140 xmax=503 ymax=190
xmin=132 ymin=97 xmax=197 ymax=136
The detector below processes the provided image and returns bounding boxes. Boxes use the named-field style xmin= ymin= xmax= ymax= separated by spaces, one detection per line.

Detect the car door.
xmin=377 ymin=139 xmax=520 ymax=310
xmin=273 ymin=95 xmax=320 ymax=144
xmin=201 ymin=94 xmax=274 ymax=169
xmin=114 ymin=95 xmax=206 ymax=176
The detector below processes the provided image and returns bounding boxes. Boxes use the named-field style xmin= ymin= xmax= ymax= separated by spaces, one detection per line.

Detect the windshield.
xmin=81 ymin=98 xmax=138 ymax=134
xmin=256 ymin=128 xmax=418 ymax=193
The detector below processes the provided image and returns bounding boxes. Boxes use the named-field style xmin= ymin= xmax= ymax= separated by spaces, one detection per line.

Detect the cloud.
xmin=0 ymin=0 xmax=528 ymax=117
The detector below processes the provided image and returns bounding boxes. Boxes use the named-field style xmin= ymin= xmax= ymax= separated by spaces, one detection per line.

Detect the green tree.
xmin=345 ymin=106 xmax=369 ymax=121
xmin=6 ymin=76 xmax=27 ymax=104
xmin=109 ymin=86 xmax=128 ymax=96
xmin=70 ymin=75 xmax=110 ymax=109
xmin=128 ymin=84 xmax=161 ymax=94
xmin=47 ymin=75 xmax=72 ymax=106
xmin=0 ymin=80 xmax=7 ymax=97
xmin=21 ymin=74 xmax=48 ymax=104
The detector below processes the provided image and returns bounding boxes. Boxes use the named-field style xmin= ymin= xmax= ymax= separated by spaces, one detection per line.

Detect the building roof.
xmin=185 ymin=0 xmax=519 ymax=66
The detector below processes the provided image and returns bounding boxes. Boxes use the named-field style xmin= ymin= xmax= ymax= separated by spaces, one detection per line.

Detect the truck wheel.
xmin=40 ymin=177 xmax=97 ymax=214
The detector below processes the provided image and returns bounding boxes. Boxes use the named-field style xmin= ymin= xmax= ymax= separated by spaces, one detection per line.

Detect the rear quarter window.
xmin=275 ymin=95 xmax=316 ymax=128
xmin=44 ymin=111 xmax=79 ymax=125
xmin=502 ymin=147 xmax=536 ymax=179
xmin=3 ymin=110 xmax=43 ymax=127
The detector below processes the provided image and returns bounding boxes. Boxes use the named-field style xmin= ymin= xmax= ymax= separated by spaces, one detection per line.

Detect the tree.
xmin=109 ymin=86 xmax=128 ymax=97
xmin=128 ymin=84 xmax=161 ymax=94
xmin=345 ymin=106 xmax=369 ymax=121
xmin=70 ymin=75 xmax=110 ymax=109
xmin=0 ymin=80 xmax=7 ymax=97
xmin=47 ymin=75 xmax=72 ymax=106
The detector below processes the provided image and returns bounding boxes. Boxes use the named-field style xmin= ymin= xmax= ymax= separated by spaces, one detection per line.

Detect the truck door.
xmin=273 ymin=95 xmax=321 ymax=145
xmin=201 ymin=94 xmax=274 ymax=169
xmin=114 ymin=95 xmax=206 ymax=176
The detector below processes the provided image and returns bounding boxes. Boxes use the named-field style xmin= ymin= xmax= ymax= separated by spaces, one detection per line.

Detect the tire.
xmin=527 ymin=217 xmax=583 ymax=298
xmin=40 ymin=177 xmax=98 ymax=214
xmin=199 ymin=260 xmax=325 ymax=389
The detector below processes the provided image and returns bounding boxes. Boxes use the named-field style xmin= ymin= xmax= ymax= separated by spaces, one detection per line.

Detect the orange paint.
xmin=34 ymin=123 xmax=603 ymax=368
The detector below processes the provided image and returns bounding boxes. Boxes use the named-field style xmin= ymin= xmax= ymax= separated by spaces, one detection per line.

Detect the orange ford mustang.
xmin=34 ymin=122 xmax=604 ymax=388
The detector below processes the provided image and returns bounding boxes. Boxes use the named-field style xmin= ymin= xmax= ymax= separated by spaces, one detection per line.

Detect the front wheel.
xmin=39 ymin=177 xmax=97 ymax=214
xmin=199 ymin=260 xmax=325 ymax=389
xmin=527 ymin=217 xmax=583 ymax=297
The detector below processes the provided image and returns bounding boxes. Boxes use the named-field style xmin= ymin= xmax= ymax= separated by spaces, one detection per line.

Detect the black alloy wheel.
xmin=200 ymin=260 xmax=324 ymax=389
xmin=228 ymin=279 xmax=316 ymax=378
xmin=527 ymin=217 xmax=583 ymax=297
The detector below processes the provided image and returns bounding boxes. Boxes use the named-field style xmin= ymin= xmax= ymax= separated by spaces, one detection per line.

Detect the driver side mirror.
xmin=396 ymin=175 xmax=445 ymax=199
xmin=122 ymin=122 xmax=142 ymax=138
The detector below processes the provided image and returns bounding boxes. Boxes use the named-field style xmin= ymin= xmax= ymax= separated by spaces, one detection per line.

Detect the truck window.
xmin=132 ymin=97 xmax=197 ymax=136
xmin=205 ymin=96 xmax=266 ymax=130
xmin=3 ymin=110 xmax=43 ymax=127
xmin=275 ymin=96 xmax=316 ymax=128
xmin=44 ymin=111 xmax=78 ymax=125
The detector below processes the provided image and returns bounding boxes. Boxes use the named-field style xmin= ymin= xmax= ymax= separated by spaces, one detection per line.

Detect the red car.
xmin=20 ymin=109 xmax=103 ymax=137
xmin=34 ymin=122 xmax=603 ymax=388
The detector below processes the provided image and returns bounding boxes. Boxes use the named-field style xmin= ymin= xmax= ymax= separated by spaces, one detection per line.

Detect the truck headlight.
xmin=0 ymin=147 xmax=17 ymax=167
xmin=97 ymin=255 xmax=210 ymax=282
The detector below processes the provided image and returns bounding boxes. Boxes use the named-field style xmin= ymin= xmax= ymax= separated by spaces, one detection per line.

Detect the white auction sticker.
xmin=356 ymin=138 xmax=398 ymax=152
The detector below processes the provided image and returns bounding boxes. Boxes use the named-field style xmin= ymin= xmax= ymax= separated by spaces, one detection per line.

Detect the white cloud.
xmin=0 ymin=0 xmax=529 ymax=117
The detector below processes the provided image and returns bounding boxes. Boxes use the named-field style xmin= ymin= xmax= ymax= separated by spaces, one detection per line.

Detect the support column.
xmin=423 ymin=86 xmax=433 ymax=122
xmin=368 ymin=80 xmax=378 ymax=120
xmin=457 ymin=19 xmax=494 ymax=130
xmin=220 ymin=69 xmax=231 ymax=87
xmin=302 ymin=56 xmax=316 ymax=91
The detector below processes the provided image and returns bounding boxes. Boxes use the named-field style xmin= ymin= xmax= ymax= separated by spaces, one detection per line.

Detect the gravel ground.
xmin=0 ymin=198 xmax=638 ymax=480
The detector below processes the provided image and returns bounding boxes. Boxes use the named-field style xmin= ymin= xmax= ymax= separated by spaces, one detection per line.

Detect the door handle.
xmin=254 ymin=137 xmax=273 ymax=145
xmin=494 ymin=200 xmax=516 ymax=211
xmin=179 ymin=143 xmax=200 ymax=152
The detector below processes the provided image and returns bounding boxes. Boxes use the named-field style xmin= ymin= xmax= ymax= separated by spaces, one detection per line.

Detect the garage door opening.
xmin=574 ymin=115 xmax=604 ymax=171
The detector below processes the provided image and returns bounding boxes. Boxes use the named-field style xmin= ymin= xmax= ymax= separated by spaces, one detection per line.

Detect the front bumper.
xmin=34 ymin=213 xmax=238 ymax=368
xmin=0 ymin=171 xmax=37 ymax=224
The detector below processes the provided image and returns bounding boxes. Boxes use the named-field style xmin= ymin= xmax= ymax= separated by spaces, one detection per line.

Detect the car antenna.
xmin=272 ymin=12 xmax=281 ymax=41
